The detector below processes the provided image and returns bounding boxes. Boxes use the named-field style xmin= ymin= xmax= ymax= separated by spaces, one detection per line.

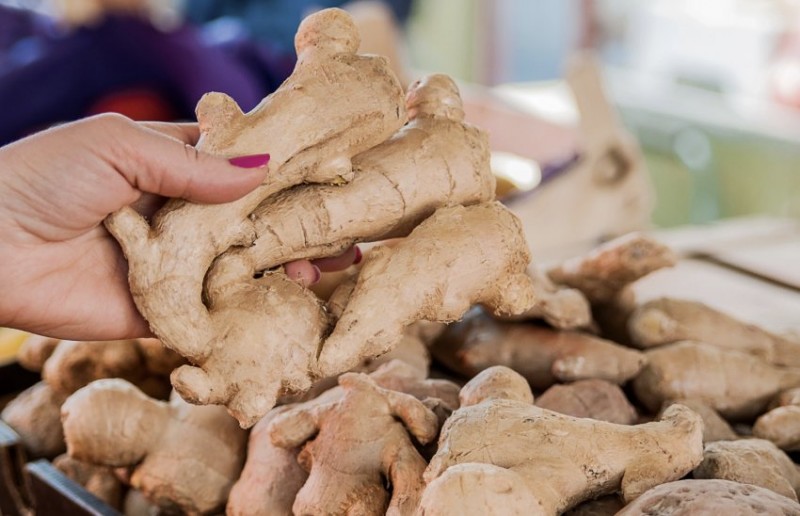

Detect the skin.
xmin=0 ymin=115 xmax=354 ymax=341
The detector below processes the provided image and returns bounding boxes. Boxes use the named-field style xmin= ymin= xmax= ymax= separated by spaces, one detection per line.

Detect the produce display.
xmin=3 ymin=6 xmax=800 ymax=516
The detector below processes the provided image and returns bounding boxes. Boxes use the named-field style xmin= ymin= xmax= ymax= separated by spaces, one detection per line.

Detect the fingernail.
xmin=353 ymin=246 xmax=363 ymax=265
xmin=229 ymin=153 xmax=270 ymax=168
xmin=311 ymin=265 xmax=322 ymax=285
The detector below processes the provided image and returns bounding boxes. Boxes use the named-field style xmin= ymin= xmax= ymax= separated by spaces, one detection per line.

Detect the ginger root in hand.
xmin=62 ymin=379 xmax=247 ymax=514
xmin=317 ymin=202 xmax=536 ymax=376
xmin=420 ymin=366 xmax=703 ymax=515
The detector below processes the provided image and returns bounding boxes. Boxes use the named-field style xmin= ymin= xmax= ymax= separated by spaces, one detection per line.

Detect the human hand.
xmin=0 ymin=114 xmax=356 ymax=340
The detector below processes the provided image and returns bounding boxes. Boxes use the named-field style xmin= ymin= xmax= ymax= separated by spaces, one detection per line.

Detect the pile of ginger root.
xmin=5 ymin=7 xmax=800 ymax=516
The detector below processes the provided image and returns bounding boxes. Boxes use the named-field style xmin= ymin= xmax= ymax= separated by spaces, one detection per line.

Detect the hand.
xmin=0 ymin=114 xmax=356 ymax=340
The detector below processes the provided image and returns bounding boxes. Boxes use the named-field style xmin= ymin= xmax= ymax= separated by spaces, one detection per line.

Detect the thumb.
xmin=100 ymin=115 xmax=269 ymax=204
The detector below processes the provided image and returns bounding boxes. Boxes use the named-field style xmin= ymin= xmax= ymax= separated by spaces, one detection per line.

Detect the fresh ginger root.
xmin=548 ymin=233 xmax=677 ymax=304
xmin=420 ymin=366 xmax=704 ymax=515
xmin=431 ymin=308 xmax=645 ymax=390
xmin=536 ymin=379 xmax=638 ymax=425
xmin=268 ymin=371 xmax=441 ymax=515
xmin=753 ymin=405 xmax=800 ymax=452
xmin=1 ymin=382 xmax=67 ymax=457
xmin=504 ymin=266 xmax=592 ymax=330
xmin=659 ymin=399 xmax=737 ymax=443
xmin=16 ymin=334 xmax=59 ymax=372
xmin=53 ymin=454 xmax=124 ymax=508
xmin=104 ymin=7 xmax=405 ymax=369
xmin=208 ymin=73 xmax=494 ymax=289
xmin=616 ymin=479 xmax=800 ymax=515
xmin=692 ymin=439 xmax=800 ymax=501
xmin=628 ymin=297 xmax=800 ymax=367
xmin=633 ymin=341 xmax=800 ymax=420
xmin=317 ymin=202 xmax=536 ymax=376
xmin=62 ymin=379 xmax=247 ymax=514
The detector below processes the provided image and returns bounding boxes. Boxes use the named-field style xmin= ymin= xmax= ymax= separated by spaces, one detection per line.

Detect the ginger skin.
xmin=268 ymin=371 xmax=440 ymax=515
xmin=536 ymin=379 xmax=638 ymax=425
xmin=420 ymin=366 xmax=704 ymax=515
xmin=62 ymin=379 xmax=247 ymax=514
xmin=431 ymin=308 xmax=645 ymax=390
xmin=628 ymin=297 xmax=800 ymax=367
xmin=16 ymin=335 xmax=59 ymax=372
xmin=53 ymin=454 xmax=123 ymax=508
xmin=659 ymin=399 xmax=737 ymax=443
xmin=753 ymin=406 xmax=800 ymax=451
xmin=1 ymin=382 xmax=66 ymax=457
xmin=317 ymin=202 xmax=536 ymax=376
xmin=208 ymin=73 xmax=494 ymax=289
xmin=503 ymin=266 xmax=592 ymax=330
xmin=633 ymin=341 xmax=800 ymax=420
xmin=104 ymin=7 xmax=405 ymax=368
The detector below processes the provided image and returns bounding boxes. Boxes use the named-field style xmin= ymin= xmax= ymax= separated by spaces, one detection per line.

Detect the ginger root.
xmin=692 ymin=439 xmax=800 ymax=501
xmin=317 ymin=202 xmax=536 ymax=376
xmin=628 ymin=297 xmax=800 ymax=367
xmin=548 ymin=233 xmax=677 ymax=304
xmin=501 ymin=266 xmax=593 ymax=330
xmin=536 ymin=379 xmax=638 ymax=425
xmin=62 ymin=379 xmax=247 ymax=514
xmin=268 ymin=371 xmax=441 ymax=515
xmin=633 ymin=341 xmax=800 ymax=420
xmin=753 ymin=406 xmax=800 ymax=452
xmin=431 ymin=308 xmax=645 ymax=390
xmin=421 ymin=366 xmax=704 ymax=515
xmin=16 ymin=335 xmax=59 ymax=372
xmin=1 ymin=382 xmax=66 ymax=458
xmin=616 ymin=479 xmax=800 ymax=515
xmin=659 ymin=399 xmax=737 ymax=443
xmin=104 ymin=7 xmax=405 ymax=386
xmin=53 ymin=454 xmax=123 ymax=508
xmin=208 ymin=73 xmax=494 ymax=287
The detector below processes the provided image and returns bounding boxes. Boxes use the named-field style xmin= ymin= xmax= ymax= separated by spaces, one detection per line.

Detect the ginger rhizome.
xmin=431 ymin=308 xmax=645 ymax=391
xmin=53 ymin=454 xmax=123 ymax=509
xmin=1 ymin=382 xmax=67 ymax=457
xmin=616 ymin=479 xmax=800 ymax=515
xmin=420 ymin=366 xmax=703 ymax=515
xmin=503 ymin=266 xmax=592 ymax=330
xmin=104 ymin=7 xmax=406 ymax=423
xmin=61 ymin=379 xmax=247 ymax=514
xmin=633 ymin=341 xmax=800 ymax=420
xmin=317 ymin=202 xmax=536 ymax=376
xmin=659 ymin=399 xmax=737 ymax=443
xmin=536 ymin=379 xmax=638 ymax=425
xmin=628 ymin=297 xmax=800 ymax=367
xmin=267 ymin=371 xmax=441 ymax=515
xmin=754 ymin=404 xmax=800 ymax=452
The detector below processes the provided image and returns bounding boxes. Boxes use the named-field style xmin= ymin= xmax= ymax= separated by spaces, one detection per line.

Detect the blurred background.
xmin=2 ymin=0 xmax=800 ymax=229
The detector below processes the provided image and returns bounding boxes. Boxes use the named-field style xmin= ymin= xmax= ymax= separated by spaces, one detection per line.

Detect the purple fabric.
xmin=0 ymin=13 xmax=296 ymax=146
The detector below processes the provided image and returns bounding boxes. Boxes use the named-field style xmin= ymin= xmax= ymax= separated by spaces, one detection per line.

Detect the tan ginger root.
xmin=209 ymin=73 xmax=495 ymax=289
xmin=628 ymin=297 xmax=800 ymax=367
xmin=503 ymin=266 xmax=592 ymax=330
xmin=16 ymin=334 xmax=59 ymax=372
xmin=53 ymin=454 xmax=123 ymax=508
xmin=633 ymin=341 xmax=800 ymax=420
xmin=659 ymin=399 xmax=737 ymax=443
xmin=1 ymin=382 xmax=67 ymax=457
xmin=431 ymin=308 xmax=645 ymax=390
xmin=754 ymin=406 xmax=800 ymax=452
xmin=419 ymin=366 xmax=704 ymax=515
xmin=616 ymin=479 xmax=800 ymax=515
xmin=536 ymin=379 xmax=638 ymax=425
xmin=62 ymin=379 xmax=247 ymax=514
xmin=548 ymin=233 xmax=677 ymax=304
xmin=692 ymin=439 xmax=800 ymax=501
xmin=268 ymin=371 xmax=441 ymax=515
xmin=316 ymin=202 xmax=536 ymax=376
xmin=104 ymin=7 xmax=405 ymax=385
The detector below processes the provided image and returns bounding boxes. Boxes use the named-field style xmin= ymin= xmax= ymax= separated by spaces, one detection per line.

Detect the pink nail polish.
xmin=353 ymin=246 xmax=363 ymax=265
xmin=229 ymin=153 xmax=270 ymax=168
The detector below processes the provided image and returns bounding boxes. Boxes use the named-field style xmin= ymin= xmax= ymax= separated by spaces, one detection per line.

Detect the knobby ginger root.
xmin=431 ymin=308 xmax=645 ymax=390
xmin=633 ymin=341 xmax=800 ymax=420
xmin=169 ymin=272 xmax=329 ymax=428
xmin=104 ymin=7 xmax=405 ymax=368
xmin=208 ymin=73 xmax=494 ymax=289
xmin=316 ymin=202 xmax=536 ymax=376
xmin=536 ymin=379 xmax=638 ymax=424
xmin=53 ymin=454 xmax=123 ymax=508
xmin=659 ymin=399 xmax=737 ymax=443
xmin=753 ymin=406 xmax=800 ymax=451
xmin=628 ymin=298 xmax=800 ymax=367
xmin=420 ymin=366 xmax=703 ymax=515
xmin=692 ymin=439 xmax=800 ymax=501
xmin=16 ymin=334 xmax=59 ymax=372
xmin=548 ymin=233 xmax=677 ymax=304
xmin=1 ymin=382 xmax=66 ymax=457
xmin=504 ymin=266 xmax=592 ymax=330
xmin=616 ymin=479 xmax=800 ymax=515
xmin=62 ymin=379 xmax=247 ymax=514
xmin=269 ymin=371 xmax=440 ymax=515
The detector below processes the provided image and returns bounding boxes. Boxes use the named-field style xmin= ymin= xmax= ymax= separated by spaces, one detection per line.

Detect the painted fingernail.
xmin=311 ymin=265 xmax=322 ymax=285
xmin=353 ymin=246 xmax=363 ymax=265
xmin=229 ymin=153 xmax=270 ymax=168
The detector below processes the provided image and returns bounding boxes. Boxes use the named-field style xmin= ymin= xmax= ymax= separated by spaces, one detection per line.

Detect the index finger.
xmin=140 ymin=122 xmax=200 ymax=145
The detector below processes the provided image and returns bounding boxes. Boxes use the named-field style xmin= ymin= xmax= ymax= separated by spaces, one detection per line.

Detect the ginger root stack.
xmin=419 ymin=366 xmax=704 ymax=515
xmin=753 ymin=392 xmax=800 ymax=452
xmin=430 ymin=308 xmax=645 ymax=390
xmin=62 ymin=379 xmax=247 ymax=514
